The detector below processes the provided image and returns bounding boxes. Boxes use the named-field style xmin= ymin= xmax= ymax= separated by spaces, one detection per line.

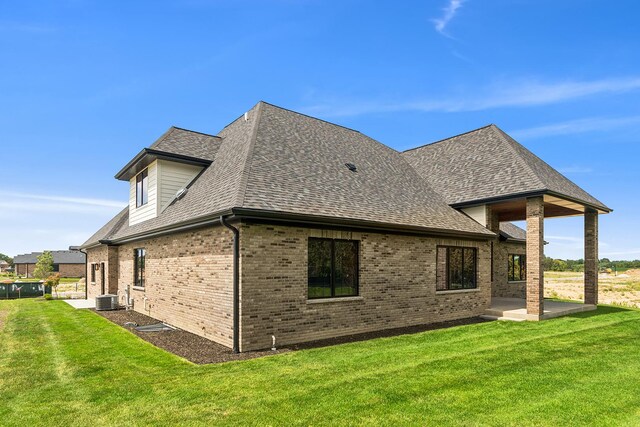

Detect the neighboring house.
xmin=0 ymin=260 xmax=9 ymax=272
xmin=81 ymin=102 xmax=611 ymax=352
xmin=14 ymin=250 xmax=86 ymax=278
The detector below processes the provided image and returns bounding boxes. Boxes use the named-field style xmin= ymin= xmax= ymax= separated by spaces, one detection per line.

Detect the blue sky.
xmin=1 ymin=0 xmax=638 ymax=259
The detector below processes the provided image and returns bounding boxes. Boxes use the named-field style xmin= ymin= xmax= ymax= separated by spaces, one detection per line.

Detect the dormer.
xmin=115 ymin=148 xmax=212 ymax=226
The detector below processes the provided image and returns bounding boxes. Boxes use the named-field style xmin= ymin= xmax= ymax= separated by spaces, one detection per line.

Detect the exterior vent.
xmin=175 ymin=187 xmax=188 ymax=200
xmin=95 ymin=294 xmax=118 ymax=311
xmin=345 ymin=163 xmax=357 ymax=172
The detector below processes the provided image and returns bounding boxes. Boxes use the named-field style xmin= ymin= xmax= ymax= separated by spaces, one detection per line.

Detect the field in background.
xmin=545 ymin=270 xmax=640 ymax=308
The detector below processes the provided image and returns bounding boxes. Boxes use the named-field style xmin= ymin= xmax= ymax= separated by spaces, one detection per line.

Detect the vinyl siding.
xmin=157 ymin=160 xmax=203 ymax=213
xmin=129 ymin=161 xmax=158 ymax=226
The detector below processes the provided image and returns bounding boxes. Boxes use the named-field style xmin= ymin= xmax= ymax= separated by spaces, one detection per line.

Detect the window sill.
xmin=90 ymin=282 xmax=96 ymax=286
xmin=508 ymin=280 xmax=526 ymax=284
xmin=307 ymin=296 xmax=363 ymax=304
xmin=132 ymin=286 xmax=145 ymax=291
xmin=436 ymin=288 xmax=480 ymax=295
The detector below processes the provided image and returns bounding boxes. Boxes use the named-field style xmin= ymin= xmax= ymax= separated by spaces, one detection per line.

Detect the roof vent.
xmin=175 ymin=188 xmax=188 ymax=200
xmin=345 ymin=163 xmax=357 ymax=172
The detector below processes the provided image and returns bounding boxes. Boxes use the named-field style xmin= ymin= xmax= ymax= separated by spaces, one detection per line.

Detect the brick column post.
xmin=526 ymin=197 xmax=544 ymax=316
xmin=584 ymin=209 xmax=599 ymax=305
xmin=486 ymin=206 xmax=500 ymax=285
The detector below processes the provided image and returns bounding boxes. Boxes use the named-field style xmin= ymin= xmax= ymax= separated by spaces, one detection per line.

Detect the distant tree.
xmin=33 ymin=251 xmax=54 ymax=279
xmin=44 ymin=273 xmax=61 ymax=298
xmin=542 ymin=256 xmax=555 ymax=271
xmin=551 ymin=259 xmax=568 ymax=271
xmin=0 ymin=253 xmax=12 ymax=267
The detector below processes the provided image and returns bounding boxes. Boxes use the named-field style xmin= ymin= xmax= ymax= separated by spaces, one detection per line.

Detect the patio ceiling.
xmin=490 ymin=194 xmax=607 ymax=222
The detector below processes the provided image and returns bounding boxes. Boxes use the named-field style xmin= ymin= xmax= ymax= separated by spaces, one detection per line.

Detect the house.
xmin=0 ymin=260 xmax=9 ymax=272
xmin=81 ymin=102 xmax=611 ymax=352
xmin=14 ymin=250 xmax=86 ymax=278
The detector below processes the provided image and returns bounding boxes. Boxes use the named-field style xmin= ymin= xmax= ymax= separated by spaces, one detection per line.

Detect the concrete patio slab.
xmin=482 ymin=297 xmax=597 ymax=321
xmin=63 ymin=298 xmax=95 ymax=309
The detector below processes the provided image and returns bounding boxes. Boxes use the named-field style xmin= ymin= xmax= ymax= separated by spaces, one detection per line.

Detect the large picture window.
xmin=134 ymin=248 xmax=146 ymax=288
xmin=308 ymin=238 xmax=359 ymax=299
xmin=136 ymin=169 xmax=148 ymax=208
xmin=508 ymin=254 xmax=526 ymax=282
xmin=436 ymin=246 xmax=477 ymax=291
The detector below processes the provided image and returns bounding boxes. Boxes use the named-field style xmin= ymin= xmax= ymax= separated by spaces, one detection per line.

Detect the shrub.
xmin=44 ymin=293 xmax=53 ymax=300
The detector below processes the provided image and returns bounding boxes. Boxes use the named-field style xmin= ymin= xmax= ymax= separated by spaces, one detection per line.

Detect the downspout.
xmin=220 ymin=215 xmax=240 ymax=354
xmin=79 ymin=248 xmax=88 ymax=300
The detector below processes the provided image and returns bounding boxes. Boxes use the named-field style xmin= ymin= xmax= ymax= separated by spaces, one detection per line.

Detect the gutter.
xmin=220 ymin=215 xmax=240 ymax=354
xmin=450 ymin=189 xmax=612 ymax=214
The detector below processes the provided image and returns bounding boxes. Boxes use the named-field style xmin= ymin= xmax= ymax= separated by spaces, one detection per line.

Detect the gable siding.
xmin=157 ymin=160 xmax=203 ymax=213
xmin=129 ymin=161 xmax=158 ymax=226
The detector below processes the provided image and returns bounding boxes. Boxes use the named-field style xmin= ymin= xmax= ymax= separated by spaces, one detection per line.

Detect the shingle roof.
xmin=402 ymin=124 xmax=610 ymax=211
xmin=149 ymin=127 xmax=220 ymax=161
xmin=14 ymin=250 xmax=86 ymax=264
xmin=81 ymin=102 xmax=495 ymax=247
xmin=499 ymin=222 xmax=526 ymax=242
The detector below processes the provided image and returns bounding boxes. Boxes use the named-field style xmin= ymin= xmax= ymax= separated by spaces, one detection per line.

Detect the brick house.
xmin=14 ymin=250 xmax=86 ymax=278
xmin=81 ymin=102 xmax=611 ymax=352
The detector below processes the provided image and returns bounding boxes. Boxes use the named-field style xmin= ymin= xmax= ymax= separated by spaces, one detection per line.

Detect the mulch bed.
xmin=92 ymin=308 xmax=490 ymax=365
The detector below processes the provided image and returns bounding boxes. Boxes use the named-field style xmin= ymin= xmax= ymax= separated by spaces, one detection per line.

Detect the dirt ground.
xmin=93 ymin=308 xmax=488 ymax=364
xmin=545 ymin=269 xmax=640 ymax=308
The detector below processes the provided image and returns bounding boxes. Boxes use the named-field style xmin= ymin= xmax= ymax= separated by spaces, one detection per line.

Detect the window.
xmin=136 ymin=169 xmax=148 ymax=208
xmin=52 ymin=264 xmax=59 ymax=272
xmin=134 ymin=248 xmax=146 ymax=288
xmin=508 ymin=254 xmax=526 ymax=282
xmin=90 ymin=264 xmax=96 ymax=283
xmin=308 ymin=238 xmax=358 ymax=299
xmin=436 ymin=246 xmax=477 ymax=291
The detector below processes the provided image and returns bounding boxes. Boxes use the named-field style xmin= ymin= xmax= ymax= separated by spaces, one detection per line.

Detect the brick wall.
xmin=114 ymin=226 xmax=235 ymax=348
xmin=239 ymin=222 xmax=492 ymax=351
xmin=58 ymin=263 xmax=86 ymax=278
xmin=15 ymin=263 xmax=84 ymax=278
xmin=492 ymin=241 xmax=526 ymax=299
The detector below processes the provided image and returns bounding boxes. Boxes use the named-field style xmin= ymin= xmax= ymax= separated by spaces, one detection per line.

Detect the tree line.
xmin=544 ymin=256 xmax=640 ymax=272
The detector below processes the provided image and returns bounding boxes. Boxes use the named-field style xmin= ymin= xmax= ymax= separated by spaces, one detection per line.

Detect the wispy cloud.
xmin=557 ymin=166 xmax=594 ymax=174
xmin=0 ymin=191 xmax=125 ymax=209
xmin=302 ymin=76 xmax=640 ymax=118
xmin=511 ymin=115 xmax=640 ymax=139
xmin=601 ymin=249 xmax=640 ymax=258
xmin=432 ymin=0 xmax=465 ymax=38
xmin=0 ymin=21 xmax=56 ymax=33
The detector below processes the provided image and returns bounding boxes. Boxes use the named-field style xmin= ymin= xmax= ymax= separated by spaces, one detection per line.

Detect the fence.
xmin=0 ymin=282 xmax=52 ymax=299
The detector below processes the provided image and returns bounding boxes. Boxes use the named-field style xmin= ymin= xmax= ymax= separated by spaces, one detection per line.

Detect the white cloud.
xmin=511 ymin=115 xmax=640 ymax=139
xmin=432 ymin=0 xmax=465 ymax=37
xmin=557 ymin=166 xmax=594 ymax=174
xmin=302 ymin=76 xmax=640 ymax=117
xmin=0 ymin=191 xmax=125 ymax=209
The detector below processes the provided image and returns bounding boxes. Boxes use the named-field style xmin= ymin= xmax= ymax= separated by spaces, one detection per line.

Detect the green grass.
xmin=2 ymin=300 xmax=640 ymax=426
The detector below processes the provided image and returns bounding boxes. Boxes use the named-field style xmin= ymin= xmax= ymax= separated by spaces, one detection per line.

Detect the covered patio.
xmin=482 ymin=192 xmax=611 ymax=320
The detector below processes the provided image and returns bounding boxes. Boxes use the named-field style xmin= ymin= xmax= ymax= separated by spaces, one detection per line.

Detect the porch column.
xmin=526 ymin=197 xmax=544 ymax=316
xmin=584 ymin=209 xmax=599 ymax=305
xmin=486 ymin=206 xmax=500 ymax=284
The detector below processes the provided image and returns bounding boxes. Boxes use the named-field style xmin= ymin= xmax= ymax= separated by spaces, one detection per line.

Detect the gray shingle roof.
xmin=499 ymin=222 xmax=526 ymax=242
xmin=149 ymin=127 xmax=220 ymax=161
xmin=14 ymin=250 xmax=86 ymax=264
xmin=82 ymin=102 xmax=495 ymax=247
xmin=402 ymin=124 xmax=610 ymax=211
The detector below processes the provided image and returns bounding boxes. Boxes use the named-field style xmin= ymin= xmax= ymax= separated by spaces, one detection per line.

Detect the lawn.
xmin=2 ymin=300 xmax=640 ymax=426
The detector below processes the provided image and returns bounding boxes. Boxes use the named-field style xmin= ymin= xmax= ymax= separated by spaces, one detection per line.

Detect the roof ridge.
xmin=402 ymin=124 xmax=495 ymax=153
xmin=170 ymin=126 xmax=222 ymax=139
xmin=260 ymin=101 xmax=363 ymax=134
xmin=490 ymin=124 xmax=548 ymax=193
xmin=234 ymin=102 xmax=264 ymax=207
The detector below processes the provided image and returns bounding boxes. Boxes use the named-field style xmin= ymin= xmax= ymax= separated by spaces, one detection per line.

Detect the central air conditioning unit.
xmin=95 ymin=294 xmax=118 ymax=311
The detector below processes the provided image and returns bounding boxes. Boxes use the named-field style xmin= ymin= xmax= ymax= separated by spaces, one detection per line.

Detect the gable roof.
xmin=402 ymin=124 xmax=610 ymax=212
xmin=499 ymin=222 xmax=526 ymax=242
xmin=82 ymin=102 xmax=495 ymax=247
xmin=14 ymin=250 xmax=86 ymax=264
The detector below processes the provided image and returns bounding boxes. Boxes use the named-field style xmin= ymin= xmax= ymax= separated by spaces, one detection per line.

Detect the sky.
xmin=1 ymin=0 xmax=639 ymax=260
